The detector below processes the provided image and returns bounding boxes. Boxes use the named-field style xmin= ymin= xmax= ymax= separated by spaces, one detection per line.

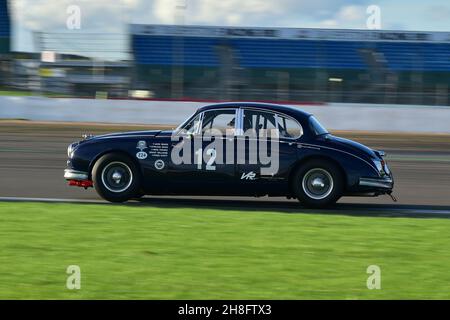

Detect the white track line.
xmin=0 ymin=196 xmax=105 ymax=204
xmin=0 ymin=196 xmax=450 ymax=216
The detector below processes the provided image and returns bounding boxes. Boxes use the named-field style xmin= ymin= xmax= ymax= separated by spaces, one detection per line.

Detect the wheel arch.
xmin=88 ymin=150 xmax=142 ymax=180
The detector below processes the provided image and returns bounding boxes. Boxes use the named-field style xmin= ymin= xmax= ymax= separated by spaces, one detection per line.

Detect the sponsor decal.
xmin=149 ymin=142 xmax=169 ymax=157
xmin=136 ymin=140 xmax=148 ymax=160
xmin=136 ymin=151 xmax=148 ymax=160
xmin=241 ymin=171 xmax=257 ymax=180
xmin=154 ymin=159 xmax=165 ymax=170
xmin=137 ymin=140 xmax=147 ymax=151
xmin=131 ymin=24 xmax=447 ymax=43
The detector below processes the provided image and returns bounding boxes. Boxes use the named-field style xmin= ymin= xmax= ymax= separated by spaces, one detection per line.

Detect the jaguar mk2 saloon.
xmin=64 ymin=102 xmax=394 ymax=208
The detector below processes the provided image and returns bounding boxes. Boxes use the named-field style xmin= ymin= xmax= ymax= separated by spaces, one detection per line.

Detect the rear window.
xmin=275 ymin=114 xmax=303 ymax=138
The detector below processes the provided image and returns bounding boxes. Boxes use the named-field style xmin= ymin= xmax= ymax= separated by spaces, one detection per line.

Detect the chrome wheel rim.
xmin=302 ymin=168 xmax=333 ymax=200
xmin=101 ymin=161 xmax=133 ymax=193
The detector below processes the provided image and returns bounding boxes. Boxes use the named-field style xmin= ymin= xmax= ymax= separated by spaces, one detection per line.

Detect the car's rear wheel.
xmin=92 ymin=153 xmax=141 ymax=203
xmin=292 ymin=160 xmax=344 ymax=208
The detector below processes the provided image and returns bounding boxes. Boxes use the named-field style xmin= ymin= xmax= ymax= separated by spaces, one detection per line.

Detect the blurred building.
xmin=130 ymin=24 xmax=450 ymax=105
xmin=11 ymin=52 xmax=131 ymax=97
xmin=38 ymin=55 xmax=130 ymax=98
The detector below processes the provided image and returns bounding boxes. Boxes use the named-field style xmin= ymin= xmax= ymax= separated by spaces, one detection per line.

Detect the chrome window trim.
xmin=238 ymin=107 xmax=303 ymax=140
xmin=196 ymin=111 xmax=205 ymax=135
xmin=236 ymin=108 xmax=244 ymax=136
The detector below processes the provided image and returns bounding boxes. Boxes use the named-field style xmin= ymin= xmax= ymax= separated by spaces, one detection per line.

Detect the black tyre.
xmin=92 ymin=153 xmax=141 ymax=203
xmin=292 ymin=160 xmax=344 ymax=208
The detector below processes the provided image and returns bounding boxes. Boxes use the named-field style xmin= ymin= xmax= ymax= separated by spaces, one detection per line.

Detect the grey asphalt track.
xmin=1 ymin=121 xmax=450 ymax=214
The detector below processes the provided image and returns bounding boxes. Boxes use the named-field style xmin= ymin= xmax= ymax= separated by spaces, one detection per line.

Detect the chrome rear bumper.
xmin=64 ymin=169 xmax=89 ymax=181
xmin=359 ymin=177 xmax=393 ymax=189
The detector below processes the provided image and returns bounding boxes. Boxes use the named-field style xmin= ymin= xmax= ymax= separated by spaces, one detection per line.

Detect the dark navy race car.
xmin=64 ymin=102 xmax=394 ymax=208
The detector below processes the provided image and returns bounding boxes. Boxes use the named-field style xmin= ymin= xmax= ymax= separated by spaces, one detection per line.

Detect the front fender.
xmin=70 ymin=139 xmax=143 ymax=178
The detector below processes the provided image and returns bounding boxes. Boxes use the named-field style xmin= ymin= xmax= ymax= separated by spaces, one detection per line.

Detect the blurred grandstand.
xmin=1 ymin=0 xmax=449 ymax=105
xmin=130 ymin=25 xmax=450 ymax=105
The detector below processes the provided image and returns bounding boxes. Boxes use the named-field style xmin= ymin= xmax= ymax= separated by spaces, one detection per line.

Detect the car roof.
xmin=197 ymin=102 xmax=311 ymax=120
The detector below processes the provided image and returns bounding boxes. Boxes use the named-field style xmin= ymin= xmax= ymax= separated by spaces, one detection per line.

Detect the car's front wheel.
xmin=92 ymin=153 xmax=141 ymax=203
xmin=292 ymin=160 xmax=344 ymax=208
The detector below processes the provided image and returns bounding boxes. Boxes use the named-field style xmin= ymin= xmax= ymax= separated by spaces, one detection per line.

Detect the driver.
xmin=226 ymin=118 xmax=236 ymax=135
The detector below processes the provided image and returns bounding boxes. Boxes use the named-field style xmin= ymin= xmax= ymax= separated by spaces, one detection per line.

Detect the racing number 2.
xmin=195 ymin=148 xmax=216 ymax=171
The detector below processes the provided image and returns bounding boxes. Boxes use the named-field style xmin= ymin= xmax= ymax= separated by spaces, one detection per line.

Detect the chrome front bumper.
xmin=359 ymin=177 xmax=393 ymax=189
xmin=64 ymin=169 xmax=89 ymax=181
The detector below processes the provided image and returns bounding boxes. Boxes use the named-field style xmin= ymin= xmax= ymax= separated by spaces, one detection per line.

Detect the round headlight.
xmin=67 ymin=144 xmax=73 ymax=158
xmin=67 ymin=143 xmax=78 ymax=158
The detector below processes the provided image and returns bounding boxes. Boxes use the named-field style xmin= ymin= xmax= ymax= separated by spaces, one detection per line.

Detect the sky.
xmin=8 ymin=0 xmax=450 ymax=60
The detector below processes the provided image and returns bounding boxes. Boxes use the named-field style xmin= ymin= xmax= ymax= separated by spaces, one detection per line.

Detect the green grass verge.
xmin=0 ymin=90 xmax=33 ymax=97
xmin=0 ymin=202 xmax=450 ymax=299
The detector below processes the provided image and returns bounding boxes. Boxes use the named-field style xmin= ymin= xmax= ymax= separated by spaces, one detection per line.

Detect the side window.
xmin=275 ymin=114 xmax=303 ymax=138
xmin=242 ymin=110 xmax=277 ymax=138
xmin=201 ymin=109 xmax=236 ymax=135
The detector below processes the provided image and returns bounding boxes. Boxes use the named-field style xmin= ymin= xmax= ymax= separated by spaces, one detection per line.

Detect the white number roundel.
xmin=136 ymin=151 xmax=148 ymax=160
